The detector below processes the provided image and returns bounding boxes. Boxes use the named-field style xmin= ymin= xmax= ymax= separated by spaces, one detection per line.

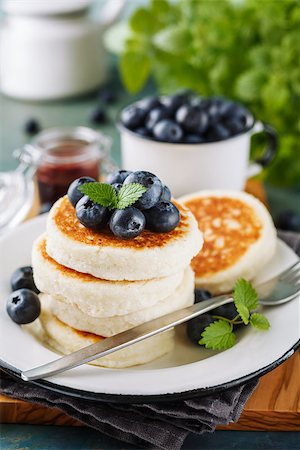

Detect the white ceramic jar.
xmin=0 ymin=0 xmax=125 ymax=100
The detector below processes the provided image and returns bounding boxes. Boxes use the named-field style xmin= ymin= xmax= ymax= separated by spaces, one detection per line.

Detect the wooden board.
xmin=1 ymin=181 xmax=299 ymax=431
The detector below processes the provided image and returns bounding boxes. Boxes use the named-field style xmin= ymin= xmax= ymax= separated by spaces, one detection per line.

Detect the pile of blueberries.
xmin=187 ymin=289 xmax=242 ymax=345
xmin=68 ymin=170 xmax=180 ymax=239
xmin=121 ymin=92 xmax=250 ymax=144
xmin=7 ymin=267 xmax=41 ymax=324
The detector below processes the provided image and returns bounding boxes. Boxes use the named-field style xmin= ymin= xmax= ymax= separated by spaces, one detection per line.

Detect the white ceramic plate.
xmin=0 ymin=215 xmax=299 ymax=402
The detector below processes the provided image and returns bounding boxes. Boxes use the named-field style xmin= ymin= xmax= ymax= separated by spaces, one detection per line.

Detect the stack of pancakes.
xmin=32 ymin=196 xmax=202 ymax=368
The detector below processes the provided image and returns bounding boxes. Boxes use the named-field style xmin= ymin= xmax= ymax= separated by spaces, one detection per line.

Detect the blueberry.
xmin=121 ymin=105 xmax=146 ymax=129
xmin=153 ymin=119 xmax=183 ymax=143
xmin=145 ymin=106 xmax=170 ymax=131
xmin=187 ymin=314 xmax=215 ymax=345
xmin=98 ymin=86 xmax=117 ymax=104
xmin=107 ymin=170 xmax=132 ymax=185
xmin=218 ymin=101 xmax=237 ymax=118
xmin=76 ymin=195 xmax=110 ymax=230
xmin=206 ymin=124 xmax=230 ymax=141
xmin=185 ymin=134 xmax=205 ymax=143
xmin=211 ymin=303 xmax=239 ymax=321
xmin=176 ymin=105 xmax=208 ymax=134
xmin=144 ymin=201 xmax=180 ymax=233
xmin=24 ymin=119 xmax=41 ymax=135
xmin=112 ymin=183 xmax=122 ymax=192
xmin=7 ymin=289 xmax=41 ymax=324
xmin=123 ymin=171 xmax=163 ymax=210
xmin=276 ymin=210 xmax=300 ymax=232
xmin=161 ymin=92 xmax=189 ymax=115
xmin=89 ymin=105 xmax=107 ymax=124
xmin=10 ymin=266 xmax=39 ymax=294
xmin=194 ymin=289 xmax=212 ymax=303
xmin=224 ymin=118 xmax=245 ymax=135
xmin=138 ymin=96 xmax=161 ymax=114
xmin=109 ymin=207 xmax=145 ymax=239
xmin=160 ymin=185 xmax=171 ymax=202
xmin=135 ymin=127 xmax=151 ymax=137
xmin=67 ymin=177 xmax=96 ymax=207
xmin=39 ymin=202 xmax=52 ymax=215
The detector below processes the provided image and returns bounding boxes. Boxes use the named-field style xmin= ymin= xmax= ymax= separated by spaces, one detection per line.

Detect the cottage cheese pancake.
xmin=49 ymin=266 xmax=194 ymax=336
xmin=32 ymin=235 xmax=185 ymax=317
xmin=46 ymin=196 xmax=202 ymax=280
xmin=179 ymin=190 xmax=276 ymax=293
xmin=37 ymin=294 xmax=174 ymax=368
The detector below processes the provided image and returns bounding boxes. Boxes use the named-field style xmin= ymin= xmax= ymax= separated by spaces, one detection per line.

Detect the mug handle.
xmin=247 ymin=121 xmax=278 ymax=178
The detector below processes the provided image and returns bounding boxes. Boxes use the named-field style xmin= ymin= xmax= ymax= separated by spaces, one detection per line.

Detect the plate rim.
xmin=1 ymin=340 xmax=299 ymax=404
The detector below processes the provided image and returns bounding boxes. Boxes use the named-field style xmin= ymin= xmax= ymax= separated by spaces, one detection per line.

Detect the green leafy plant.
xmin=115 ymin=0 xmax=300 ymax=187
xmin=199 ymin=278 xmax=270 ymax=350
xmin=78 ymin=182 xmax=147 ymax=210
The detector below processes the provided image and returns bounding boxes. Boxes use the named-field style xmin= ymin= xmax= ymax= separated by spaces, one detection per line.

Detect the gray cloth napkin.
xmin=1 ymin=230 xmax=299 ymax=450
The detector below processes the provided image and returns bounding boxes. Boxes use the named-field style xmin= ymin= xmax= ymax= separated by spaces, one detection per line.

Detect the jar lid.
xmin=0 ymin=171 xmax=34 ymax=235
xmin=2 ymin=0 xmax=92 ymax=16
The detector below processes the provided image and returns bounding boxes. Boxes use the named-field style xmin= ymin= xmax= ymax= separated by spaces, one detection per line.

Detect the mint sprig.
xmin=199 ymin=279 xmax=270 ymax=351
xmin=78 ymin=182 xmax=147 ymax=210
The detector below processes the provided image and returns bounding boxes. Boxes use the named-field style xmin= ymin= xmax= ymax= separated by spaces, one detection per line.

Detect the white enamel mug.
xmin=119 ymin=116 xmax=277 ymax=198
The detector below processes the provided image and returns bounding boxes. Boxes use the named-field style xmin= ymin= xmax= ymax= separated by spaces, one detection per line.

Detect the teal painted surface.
xmin=1 ymin=426 xmax=299 ymax=450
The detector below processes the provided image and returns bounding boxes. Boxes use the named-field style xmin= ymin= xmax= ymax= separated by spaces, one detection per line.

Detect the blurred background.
xmin=0 ymin=0 xmax=299 ymax=229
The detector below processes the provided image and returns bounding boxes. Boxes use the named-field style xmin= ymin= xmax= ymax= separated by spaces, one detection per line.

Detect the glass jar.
xmin=17 ymin=127 xmax=115 ymax=209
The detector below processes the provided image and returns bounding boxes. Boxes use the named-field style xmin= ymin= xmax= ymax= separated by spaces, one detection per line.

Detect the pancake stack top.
xmin=32 ymin=194 xmax=203 ymax=368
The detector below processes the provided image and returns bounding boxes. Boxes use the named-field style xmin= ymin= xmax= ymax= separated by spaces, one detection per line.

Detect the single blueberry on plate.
xmin=109 ymin=207 xmax=145 ymax=239
xmin=144 ymin=201 xmax=180 ymax=233
xmin=187 ymin=314 xmax=215 ymax=345
xmin=194 ymin=289 xmax=212 ymax=303
xmin=276 ymin=210 xmax=300 ymax=232
xmin=160 ymin=185 xmax=171 ymax=202
xmin=76 ymin=195 xmax=110 ymax=230
xmin=211 ymin=303 xmax=239 ymax=321
xmin=67 ymin=177 xmax=96 ymax=207
xmin=89 ymin=105 xmax=107 ymax=124
xmin=10 ymin=266 xmax=39 ymax=294
xmin=145 ymin=106 xmax=170 ymax=131
xmin=121 ymin=105 xmax=146 ymax=129
xmin=153 ymin=119 xmax=183 ymax=142
xmin=123 ymin=171 xmax=163 ymax=210
xmin=176 ymin=105 xmax=208 ymax=134
xmin=7 ymin=288 xmax=41 ymax=324
xmin=107 ymin=170 xmax=132 ymax=185
xmin=24 ymin=119 xmax=41 ymax=135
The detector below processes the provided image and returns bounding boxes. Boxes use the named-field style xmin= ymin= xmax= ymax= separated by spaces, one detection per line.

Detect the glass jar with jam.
xmin=16 ymin=127 xmax=116 ymax=210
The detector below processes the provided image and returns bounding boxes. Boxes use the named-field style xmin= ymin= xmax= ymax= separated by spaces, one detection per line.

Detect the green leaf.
xmin=233 ymin=279 xmax=258 ymax=311
xmin=250 ymin=313 xmax=270 ymax=330
xmin=78 ymin=183 xmax=118 ymax=209
xmin=119 ymin=52 xmax=151 ymax=93
xmin=116 ymin=183 xmax=147 ymax=210
xmin=153 ymin=25 xmax=189 ymax=55
xmin=130 ymin=8 xmax=159 ymax=35
xmin=199 ymin=320 xmax=236 ymax=351
xmin=235 ymin=303 xmax=250 ymax=325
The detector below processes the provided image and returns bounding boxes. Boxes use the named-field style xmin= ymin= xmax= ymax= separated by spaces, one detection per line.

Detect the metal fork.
xmin=21 ymin=259 xmax=300 ymax=381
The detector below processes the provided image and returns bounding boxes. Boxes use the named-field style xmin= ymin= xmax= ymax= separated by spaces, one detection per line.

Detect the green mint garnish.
xmin=78 ymin=182 xmax=147 ymax=210
xmin=199 ymin=279 xmax=270 ymax=351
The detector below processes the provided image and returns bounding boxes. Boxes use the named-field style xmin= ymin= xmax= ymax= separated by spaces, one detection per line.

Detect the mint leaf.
xmin=116 ymin=183 xmax=147 ymax=209
xmin=199 ymin=320 xmax=236 ymax=350
xmin=236 ymin=303 xmax=250 ymax=325
xmin=120 ymin=52 xmax=151 ymax=93
xmin=78 ymin=183 xmax=118 ymax=209
xmin=250 ymin=313 xmax=270 ymax=330
xmin=233 ymin=279 xmax=258 ymax=311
